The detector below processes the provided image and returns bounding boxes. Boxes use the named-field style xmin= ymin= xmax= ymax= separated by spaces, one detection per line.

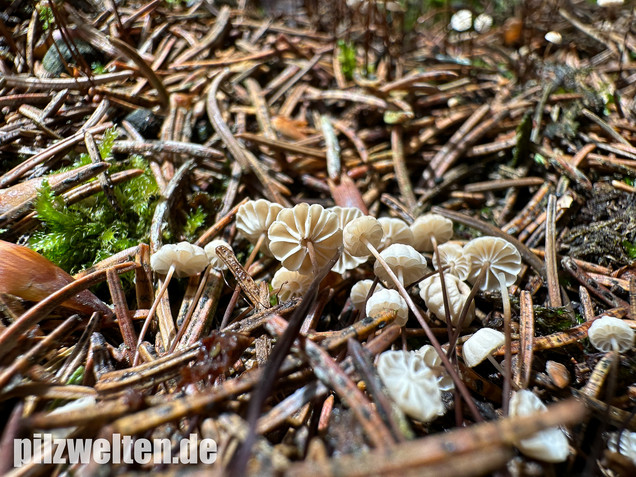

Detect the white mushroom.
xmin=432 ymin=242 xmax=470 ymax=281
xmin=350 ymin=279 xmax=384 ymax=311
xmin=343 ymin=215 xmax=384 ymax=258
xmin=414 ymin=345 xmax=454 ymax=391
xmin=607 ymin=431 xmax=636 ymax=465
xmin=327 ymin=206 xmax=368 ymax=274
xmin=462 ymin=328 xmax=505 ymax=368
xmin=378 ymin=217 xmax=414 ymax=251
xmin=410 ymin=214 xmax=454 ymax=252
xmin=271 ymin=268 xmax=313 ymax=302
xmin=509 ymin=390 xmax=570 ymax=463
xmin=463 ymin=236 xmax=522 ymax=292
xmin=376 ymin=350 xmax=445 ymax=422
xmin=366 ymin=288 xmax=408 ymax=326
xmin=588 ymin=316 xmax=635 ymax=353
xmin=150 ymin=242 xmax=209 ymax=277
xmin=419 ymin=274 xmax=474 ymax=327
xmin=203 ymin=239 xmax=232 ymax=270
xmin=236 ymin=199 xmax=283 ymax=256
xmin=373 ymin=243 xmax=428 ymax=287
xmin=449 ymin=9 xmax=472 ymax=32
xmin=268 ymin=203 xmax=342 ymax=273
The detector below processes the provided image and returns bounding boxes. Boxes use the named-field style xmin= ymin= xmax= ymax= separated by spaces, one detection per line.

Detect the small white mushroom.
xmin=350 ymin=279 xmax=384 ymax=311
xmin=366 ymin=288 xmax=408 ymax=326
xmin=271 ymin=268 xmax=313 ymax=302
xmin=327 ymin=206 xmax=368 ymax=274
xmin=343 ymin=215 xmax=384 ymax=258
xmin=414 ymin=345 xmax=454 ymax=391
xmin=378 ymin=217 xmax=414 ymax=251
xmin=462 ymin=328 xmax=505 ymax=368
xmin=588 ymin=316 xmax=635 ymax=353
xmin=373 ymin=243 xmax=427 ymax=287
xmin=150 ymin=242 xmax=209 ymax=277
xmin=432 ymin=242 xmax=470 ymax=281
xmin=607 ymin=431 xmax=636 ymax=465
xmin=509 ymin=390 xmax=570 ymax=463
xmin=204 ymin=239 xmax=232 ymax=270
xmin=419 ymin=274 xmax=474 ymax=327
xmin=410 ymin=214 xmax=454 ymax=252
xmin=474 ymin=13 xmax=493 ymax=33
xmin=449 ymin=9 xmax=472 ymax=32
xmin=376 ymin=350 xmax=445 ymax=422
xmin=268 ymin=203 xmax=342 ymax=273
xmin=463 ymin=236 xmax=522 ymax=292
xmin=236 ymin=199 xmax=283 ymax=255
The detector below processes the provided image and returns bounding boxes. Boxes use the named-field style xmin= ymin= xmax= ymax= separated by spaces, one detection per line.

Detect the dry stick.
xmin=391 ymin=125 xmax=416 ymax=209
xmin=195 ymin=197 xmax=248 ymax=247
xmin=447 ymin=266 xmax=488 ymax=356
xmin=517 ymin=291 xmax=535 ymax=390
xmin=545 ymin=195 xmax=562 ymax=307
xmin=361 ymin=238 xmax=483 ymax=423
xmin=106 ymin=269 xmax=137 ymax=364
xmin=630 ymin=276 xmax=636 ymax=319
xmin=0 ymin=71 xmax=134 ymax=90
xmin=84 ymin=131 xmax=121 ymax=212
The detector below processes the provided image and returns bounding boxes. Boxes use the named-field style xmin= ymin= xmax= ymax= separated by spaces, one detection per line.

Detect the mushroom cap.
xmin=463 ymin=236 xmax=522 ymax=292
xmin=588 ymin=316 xmax=635 ymax=353
xmin=608 ymin=431 xmax=636 ymax=465
xmin=236 ymin=199 xmax=284 ymax=255
xmin=376 ymin=350 xmax=445 ymax=422
xmin=378 ymin=217 xmax=414 ymax=251
xmin=462 ymin=328 xmax=505 ymax=367
xmin=414 ymin=345 xmax=454 ymax=391
xmin=268 ymin=203 xmax=342 ymax=273
xmin=350 ymin=279 xmax=384 ymax=311
xmin=373 ymin=243 xmax=427 ymax=287
xmin=432 ymin=242 xmax=470 ymax=281
xmin=366 ymin=288 xmax=408 ymax=326
xmin=203 ymin=239 xmax=232 ymax=270
xmin=419 ymin=273 xmax=474 ymax=327
xmin=150 ymin=242 xmax=209 ymax=277
xmin=328 ymin=206 xmax=369 ymax=274
xmin=271 ymin=268 xmax=313 ymax=302
xmin=509 ymin=390 xmax=570 ymax=463
xmin=343 ymin=215 xmax=384 ymax=257
xmin=410 ymin=214 xmax=454 ymax=252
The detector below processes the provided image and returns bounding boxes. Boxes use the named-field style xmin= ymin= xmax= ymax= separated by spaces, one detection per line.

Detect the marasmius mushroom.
xmin=410 ymin=214 xmax=454 ymax=253
xmin=373 ymin=243 xmax=428 ymax=288
xmin=327 ymin=206 xmax=368 ymax=274
xmin=432 ymin=242 xmax=470 ymax=281
xmin=414 ymin=345 xmax=454 ymax=391
xmin=236 ymin=198 xmax=283 ymax=258
xmin=607 ymin=430 xmax=636 ymax=466
xmin=271 ymin=268 xmax=313 ymax=302
xmin=419 ymin=273 xmax=474 ymax=327
xmin=462 ymin=328 xmax=506 ymax=370
xmin=378 ymin=217 xmax=414 ymax=251
xmin=268 ymin=203 xmax=342 ymax=274
xmin=350 ymin=279 xmax=384 ymax=311
xmin=588 ymin=316 xmax=635 ymax=353
xmin=204 ymin=239 xmax=232 ymax=270
xmin=366 ymin=288 xmax=408 ymax=326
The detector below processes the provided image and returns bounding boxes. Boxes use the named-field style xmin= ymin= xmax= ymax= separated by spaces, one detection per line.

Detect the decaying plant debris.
xmin=0 ymin=0 xmax=635 ymax=475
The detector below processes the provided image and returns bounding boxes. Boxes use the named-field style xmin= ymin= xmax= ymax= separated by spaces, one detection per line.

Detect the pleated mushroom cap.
xmin=271 ymin=268 xmax=313 ymax=302
xmin=268 ymin=203 xmax=342 ymax=273
xmin=366 ymin=288 xmax=408 ymax=326
xmin=463 ymin=236 xmax=522 ymax=292
xmin=203 ymin=239 xmax=232 ymax=270
xmin=608 ymin=431 xmax=636 ymax=465
xmin=328 ymin=206 xmax=368 ymax=274
xmin=462 ymin=328 xmax=505 ymax=367
xmin=414 ymin=345 xmax=454 ymax=391
xmin=236 ymin=199 xmax=284 ymax=255
xmin=378 ymin=217 xmax=414 ymax=251
xmin=343 ymin=215 xmax=383 ymax=257
xmin=373 ymin=243 xmax=427 ymax=287
xmin=350 ymin=279 xmax=384 ymax=311
xmin=410 ymin=214 xmax=454 ymax=252
xmin=150 ymin=242 xmax=209 ymax=277
xmin=588 ymin=316 xmax=635 ymax=352
xmin=432 ymin=242 xmax=470 ymax=281
xmin=419 ymin=273 xmax=474 ymax=327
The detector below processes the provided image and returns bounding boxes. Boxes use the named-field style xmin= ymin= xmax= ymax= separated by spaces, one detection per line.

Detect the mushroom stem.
xmin=431 ymin=236 xmax=454 ymax=344
xmin=306 ymin=240 xmax=320 ymax=276
xmin=447 ymin=264 xmax=487 ymax=357
xmin=486 ymin=354 xmax=506 ymax=377
xmin=133 ymin=263 xmax=176 ymax=366
xmin=498 ymin=272 xmax=512 ymax=415
xmin=362 ymin=237 xmax=483 ymax=423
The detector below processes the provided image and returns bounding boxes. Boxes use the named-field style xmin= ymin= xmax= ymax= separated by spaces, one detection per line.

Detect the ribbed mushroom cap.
xmin=236 ymin=199 xmax=284 ymax=255
xmin=608 ymin=431 xmax=636 ymax=465
xmin=378 ymin=217 xmax=414 ymax=251
xmin=410 ymin=214 xmax=454 ymax=252
xmin=462 ymin=328 xmax=505 ymax=367
xmin=328 ymin=206 xmax=368 ymax=274
xmin=588 ymin=316 xmax=635 ymax=352
xmin=268 ymin=203 xmax=342 ymax=273
xmin=150 ymin=242 xmax=209 ymax=277
xmin=377 ymin=350 xmax=445 ymax=422
xmin=203 ymin=239 xmax=231 ymax=270
xmin=432 ymin=242 xmax=470 ymax=281
xmin=414 ymin=345 xmax=454 ymax=391
xmin=271 ymin=268 xmax=313 ymax=302
xmin=350 ymin=279 xmax=384 ymax=311
xmin=343 ymin=215 xmax=384 ymax=257
xmin=419 ymin=274 xmax=474 ymax=327
xmin=463 ymin=236 xmax=522 ymax=292
xmin=509 ymin=390 xmax=570 ymax=463
xmin=373 ymin=244 xmax=427 ymax=287
xmin=366 ymin=288 xmax=408 ymax=326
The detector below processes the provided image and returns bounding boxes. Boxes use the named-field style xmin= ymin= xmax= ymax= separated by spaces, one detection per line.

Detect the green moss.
xmin=183 ymin=206 xmax=208 ymax=243
xmin=337 ymin=41 xmax=357 ymax=81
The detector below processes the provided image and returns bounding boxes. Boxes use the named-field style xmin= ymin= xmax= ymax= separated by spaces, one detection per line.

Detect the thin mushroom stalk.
xmin=498 ymin=272 xmax=513 ymax=415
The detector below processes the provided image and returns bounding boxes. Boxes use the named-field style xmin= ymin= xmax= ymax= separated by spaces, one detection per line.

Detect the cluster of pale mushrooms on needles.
xmin=145 ymin=199 xmax=636 ymax=464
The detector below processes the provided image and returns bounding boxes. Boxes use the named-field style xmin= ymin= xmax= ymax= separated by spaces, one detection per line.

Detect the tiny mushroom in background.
xmin=343 ymin=215 xmax=384 ymax=258
xmin=376 ymin=350 xmax=445 ymax=422
xmin=410 ymin=214 xmax=454 ymax=253
xmin=378 ymin=217 xmax=414 ymax=251
xmin=462 ymin=328 xmax=506 ymax=369
xmin=268 ymin=203 xmax=342 ymax=274
xmin=607 ymin=431 xmax=636 ymax=466
xmin=509 ymin=390 xmax=570 ymax=462
xmin=271 ymin=268 xmax=313 ymax=302
xmin=366 ymin=288 xmax=408 ymax=326
xmin=350 ymin=279 xmax=384 ymax=311
xmin=204 ymin=239 xmax=232 ymax=271
xmin=373 ymin=243 xmax=428 ymax=288
xmin=588 ymin=316 xmax=635 ymax=353
xmin=236 ymin=199 xmax=283 ymax=256
xmin=327 ymin=206 xmax=368 ymax=274
xmin=419 ymin=273 xmax=474 ymax=327
xmin=414 ymin=345 xmax=454 ymax=391
xmin=432 ymin=242 xmax=470 ymax=281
